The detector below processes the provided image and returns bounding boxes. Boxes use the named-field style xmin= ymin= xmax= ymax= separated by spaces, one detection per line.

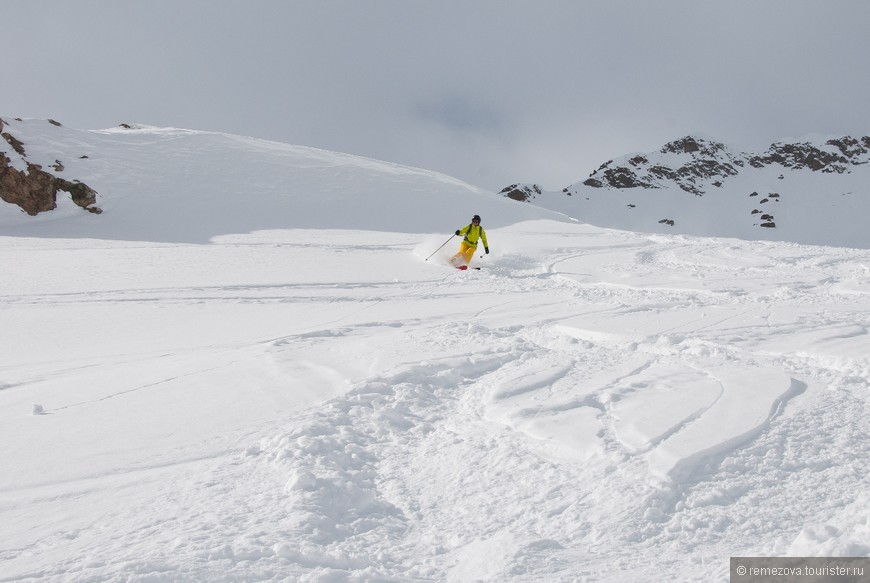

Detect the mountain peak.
xmin=498 ymin=132 xmax=870 ymax=248
xmin=749 ymin=135 xmax=870 ymax=173
xmin=660 ymin=135 xmax=729 ymax=158
xmin=572 ymin=133 xmax=870 ymax=196
xmin=578 ymin=135 xmax=744 ymax=195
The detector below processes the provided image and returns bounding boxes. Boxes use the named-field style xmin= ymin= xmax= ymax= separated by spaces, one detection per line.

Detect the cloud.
xmin=413 ymin=94 xmax=507 ymax=135
xmin=3 ymin=0 xmax=870 ymax=192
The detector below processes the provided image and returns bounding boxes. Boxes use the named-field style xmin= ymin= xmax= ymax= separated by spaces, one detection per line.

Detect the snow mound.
xmin=0 ymin=117 xmax=569 ymax=242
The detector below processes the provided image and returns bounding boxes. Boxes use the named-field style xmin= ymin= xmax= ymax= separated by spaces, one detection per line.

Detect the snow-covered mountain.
xmin=6 ymin=116 xmax=869 ymax=250
xmin=0 ymin=117 xmax=568 ymax=243
xmin=2 ymin=118 xmax=870 ymax=582
xmin=501 ymin=134 xmax=870 ymax=249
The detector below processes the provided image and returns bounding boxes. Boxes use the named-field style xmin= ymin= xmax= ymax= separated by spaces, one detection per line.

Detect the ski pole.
xmin=425 ymin=234 xmax=455 ymax=261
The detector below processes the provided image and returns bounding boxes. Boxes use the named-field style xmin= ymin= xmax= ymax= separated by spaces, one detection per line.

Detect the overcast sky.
xmin=4 ymin=1 xmax=870 ymax=191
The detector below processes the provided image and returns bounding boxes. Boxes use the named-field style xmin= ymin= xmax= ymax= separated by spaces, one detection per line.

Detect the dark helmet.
xmin=472 ymin=214 xmax=481 ymax=222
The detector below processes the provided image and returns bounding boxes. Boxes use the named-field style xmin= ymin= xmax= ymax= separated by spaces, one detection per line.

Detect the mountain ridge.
xmin=576 ymin=135 xmax=870 ymax=194
xmin=0 ymin=116 xmax=567 ymax=243
xmin=4 ymin=115 xmax=870 ymax=249
xmin=500 ymin=134 xmax=870 ymax=249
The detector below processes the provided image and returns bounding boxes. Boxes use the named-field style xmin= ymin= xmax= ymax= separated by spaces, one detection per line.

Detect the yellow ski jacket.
xmin=458 ymin=223 xmax=488 ymax=248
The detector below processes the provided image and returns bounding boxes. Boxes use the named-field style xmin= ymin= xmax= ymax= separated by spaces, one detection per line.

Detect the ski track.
xmin=3 ymin=231 xmax=870 ymax=582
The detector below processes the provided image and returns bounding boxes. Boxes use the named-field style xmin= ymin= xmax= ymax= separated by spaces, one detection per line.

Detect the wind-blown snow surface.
xmin=2 ymin=122 xmax=870 ymax=582
xmin=0 ymin=118 xmax=560 ymax=242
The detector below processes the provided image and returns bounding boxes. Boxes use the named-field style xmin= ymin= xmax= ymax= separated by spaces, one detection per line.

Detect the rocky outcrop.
xmin=748 ymin=136 xmax=870 ymax=173
xmin=577 ymin=136 xmax=745 ymax=195
xmin=500 ymin=183 xmax=543 ymax=202
xmin=0 ymin=118 xmax=101 ymax=215
xmin=557 ymin=134 xmax=870 ymax=197
xmin=583 ymin=165 xmax=654 ymax=190
xmin=498 ymin=133 xmax=870 ymax=239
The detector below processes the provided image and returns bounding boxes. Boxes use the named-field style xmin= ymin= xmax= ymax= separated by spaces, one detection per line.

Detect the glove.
xmin=485 ymin=247 xmax=490 ymax=254
xmin=455 ymin=230 xmax=461 ymax=236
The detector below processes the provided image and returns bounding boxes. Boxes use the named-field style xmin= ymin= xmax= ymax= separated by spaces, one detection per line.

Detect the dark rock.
xmin=661 ymin=137 xmax=701 ymax=154
xmin=648 ymin=165 xmax=678 ymax=181
xmin=1 ymin=124 xmax=101 ymax=215
xmin=602 ymin=167 xmax=646 ymax=189
xmin=499 ymin=183 xmax=542 ymax=202
xmin=62 ymin=180 xmax=101 ymax=213
xmin=749 ymin=142 xmax=850 ymax=173
xmin=826 ymin=136 xmax=869 ymax=159
xmin=2 ymin=130 xmax=26 ymax=157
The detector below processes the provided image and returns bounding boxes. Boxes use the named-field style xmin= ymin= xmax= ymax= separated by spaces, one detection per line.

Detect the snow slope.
xmin=1 ymin=120 xmax=869 ymax=582
xmin=504 ymin=135 xmax=870 ymax=249
xmin=0 ymin=118 xmax=566 ymax=243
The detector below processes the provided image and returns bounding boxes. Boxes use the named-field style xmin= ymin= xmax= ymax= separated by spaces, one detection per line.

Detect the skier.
xmin=450 ymin=214 xmax=489 ymax=267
